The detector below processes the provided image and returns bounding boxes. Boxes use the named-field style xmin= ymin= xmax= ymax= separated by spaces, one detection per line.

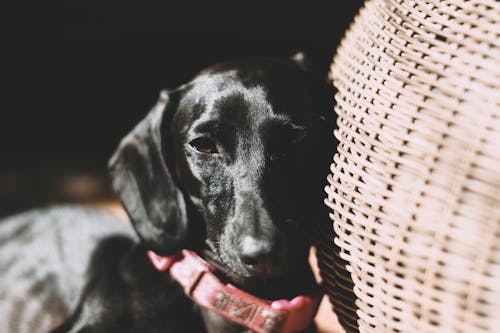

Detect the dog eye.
xmin=189 ymin=137 xmax=218 ymax=154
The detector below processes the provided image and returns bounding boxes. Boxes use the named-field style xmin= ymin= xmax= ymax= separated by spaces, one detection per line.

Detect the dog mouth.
xmin=199 ymin=245 xmax=319 ymax=301
xmin=202 ymin=240 xmax=289 ymax=282
xmin=202 ymin=241 xmax=251 ymax=280
xmin=199 ymin=246 xmax=235 ymax=276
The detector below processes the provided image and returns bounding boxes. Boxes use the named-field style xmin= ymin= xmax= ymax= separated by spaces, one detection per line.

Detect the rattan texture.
xmin=321 ymin=1 xmax=500 ymax=333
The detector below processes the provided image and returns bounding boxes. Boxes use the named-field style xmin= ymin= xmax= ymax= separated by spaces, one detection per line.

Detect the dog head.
xmin=109 ymin=56 xmax=335 ymax=281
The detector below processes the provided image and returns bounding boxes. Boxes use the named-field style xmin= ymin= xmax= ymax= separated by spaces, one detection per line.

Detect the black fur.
xmin=0 ymin=56 xmax=336 ymax=333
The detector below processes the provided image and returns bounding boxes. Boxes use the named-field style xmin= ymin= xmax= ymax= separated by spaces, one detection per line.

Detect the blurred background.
xmin=1 ymin=0 xmax=363 ymax=217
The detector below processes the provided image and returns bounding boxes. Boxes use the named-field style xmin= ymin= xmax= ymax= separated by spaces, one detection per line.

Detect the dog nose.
xmin=238 ymin=236 xmax=276 ymax=272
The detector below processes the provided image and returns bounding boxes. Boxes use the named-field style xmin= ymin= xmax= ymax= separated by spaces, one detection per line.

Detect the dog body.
xmin=0 ymin=57 xmax=334 ymax=333
xmin=0 ymin=207 xmax=206 ymax=333
xmin=0 ymin=207 xmax=136 ymax=332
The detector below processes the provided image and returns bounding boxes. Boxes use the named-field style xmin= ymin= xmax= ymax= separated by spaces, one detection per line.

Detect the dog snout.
xmin=237 ymin=235 xmax=282 ymax=275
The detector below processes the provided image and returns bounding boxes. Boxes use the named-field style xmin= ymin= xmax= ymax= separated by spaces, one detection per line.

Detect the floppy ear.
xmin=108 ymin=90 xmax=188 ymax=255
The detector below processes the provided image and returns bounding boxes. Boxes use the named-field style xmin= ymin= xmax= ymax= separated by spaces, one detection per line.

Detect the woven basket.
xmin=316 ymin=1 xmax=500 ymax=333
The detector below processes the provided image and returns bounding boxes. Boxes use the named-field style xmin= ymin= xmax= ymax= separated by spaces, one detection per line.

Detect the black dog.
xmin=0 ymin=55 xmax=335 ymax=333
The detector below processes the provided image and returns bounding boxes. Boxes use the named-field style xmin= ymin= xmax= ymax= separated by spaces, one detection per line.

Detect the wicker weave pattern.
xmin=324 ymin=1 xmax=500 ymax=332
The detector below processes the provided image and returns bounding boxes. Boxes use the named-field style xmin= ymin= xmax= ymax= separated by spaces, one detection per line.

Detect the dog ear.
xmin=290 ymin=51 xmax=337 ymax=128
xmin=289 ymin=51 xmax=330 ymax=77
xmin=108 ymin=90 xmax=188 ymax=255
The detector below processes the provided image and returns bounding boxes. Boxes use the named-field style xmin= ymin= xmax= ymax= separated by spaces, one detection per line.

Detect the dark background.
xmin=1 ymin=0 xmax=363 ymax=216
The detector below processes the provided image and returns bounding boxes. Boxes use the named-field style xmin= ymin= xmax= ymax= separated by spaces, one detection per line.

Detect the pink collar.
xmin=148 ymin=249 xmax=321 ymax=333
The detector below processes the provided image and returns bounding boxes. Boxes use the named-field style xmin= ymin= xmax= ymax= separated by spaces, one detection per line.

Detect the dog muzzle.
xmin=148 ymin=249 xmax=322 ymax=333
